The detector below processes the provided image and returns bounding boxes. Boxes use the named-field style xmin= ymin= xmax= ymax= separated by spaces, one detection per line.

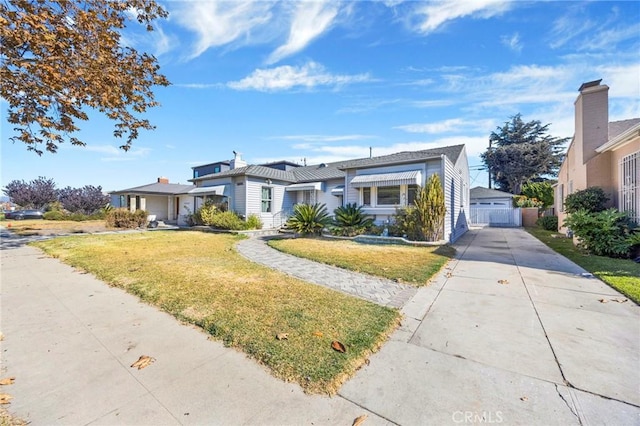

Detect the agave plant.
xmin=333 ymin=203 xmax=374 ymax=228
xmin=286 ymin=203 xmax=330 ymax=235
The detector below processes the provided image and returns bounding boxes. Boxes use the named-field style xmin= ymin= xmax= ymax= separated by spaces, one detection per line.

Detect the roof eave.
xmin=596 ymin=123 xmax=640 ymax=153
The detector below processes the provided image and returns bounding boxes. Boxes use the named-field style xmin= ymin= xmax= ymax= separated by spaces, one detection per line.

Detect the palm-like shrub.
xmin=331 ymin=203 xmax=373 ymax=236
xmin=286 ymin=203 xmax=330 ymax=236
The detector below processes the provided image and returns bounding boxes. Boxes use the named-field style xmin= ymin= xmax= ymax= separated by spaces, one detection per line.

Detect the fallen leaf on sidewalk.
xmin=0 ymin=332 xmax=4 ymax=341
xmin=130 ymin=355 xmax=155 ymax=370
xmin=598 ymin=299 xmax=608 ymax=303
xmin=498 ymin=279 xmax=509 ymax=285
xmin=331 ymin=341 xmax=346 ymax=353
xmin=276 ymin=333 xmax=289 ymax=340
xmin=520 ymin=396 xmax=528 ymax=401
xmin=611 ymin=298 xmax=628 ymax=303
xmin=353 ymin=414 xmax=367 ymax=425
xmin=0 ymin=378 xmax=15 ymax=386
xmin=0 ymin=394 xmax=12 ymax=404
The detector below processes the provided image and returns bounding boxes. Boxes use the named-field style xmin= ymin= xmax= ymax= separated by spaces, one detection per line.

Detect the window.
xmin=261 ymin=187 xmax=272 ymax=213
xmin=377 ymin=186 xmax=400 ymax=205
xmin=194 ymin=170 xmax=199 ymax=178
xmin=408 ymin=184 xmax=418 ymax=205
xmin=620 ymin=152 xmax=639 ymax=223
xmin=302 ymin=190 xmax=313 ymax=205
xmin=119 ymin=195 xmax=126 ymax=208
xmin=362 ymin=187 xmax=371 ymax=206
xmin=214 ymin=165 xmax=220 ymax=173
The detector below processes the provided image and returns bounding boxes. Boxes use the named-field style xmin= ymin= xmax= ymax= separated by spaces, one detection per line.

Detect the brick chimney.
xmin=575 ymin=79 xmax=609 ymax=164
xmin=157 ymin=176 xmax=169 ymax=184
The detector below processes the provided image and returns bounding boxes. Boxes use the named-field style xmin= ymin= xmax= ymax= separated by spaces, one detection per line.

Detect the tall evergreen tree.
xmin=481 ymin=114 xmax=568 ymax=194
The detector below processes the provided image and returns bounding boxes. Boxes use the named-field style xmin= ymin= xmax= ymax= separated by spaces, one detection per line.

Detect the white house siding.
xmin=143 ymin=195 xmax=170 ymax=221
xmin=245 ymin=177 xmax=288 ymax=228
xmin=318 ymin=179 xmax=345 ymax=216
xmin=443 ymin=152 xmax=470 ymax=243
xmin=233 ymin=178 xmax=247 ymax=217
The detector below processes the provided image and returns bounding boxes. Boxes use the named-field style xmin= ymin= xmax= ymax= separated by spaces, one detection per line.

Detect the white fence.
xmin=470 ymin=207 xmax=521 ymax=227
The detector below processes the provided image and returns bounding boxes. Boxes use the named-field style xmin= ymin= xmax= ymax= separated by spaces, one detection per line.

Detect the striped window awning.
xmin=350 ymin=170 xmax=421 ymax=188
xmin=187 ymin=185 xmax=228 ymax=196
xmin=330 ymin=185 xmax=344 ymax=195
xmin=285 ymin=182 xmax=323 ymax=192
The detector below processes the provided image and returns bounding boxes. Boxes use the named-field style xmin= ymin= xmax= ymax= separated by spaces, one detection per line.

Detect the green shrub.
xmin=105 ymin=208 xmax=148 ymax=229
xmin=564 ymin=187 xmax=608 ymax=214
xmin=201 ymin=211 xmax=246 ymax=230
xmin=43 ymin=211 xmax=66 ymax=220
xmin=245 ymin=214 xmax=263 ymax=230
xmin=536 ymin=215 xmax=558 ymax=231
xmin=331 ymin=203 xmax=373 ymax=236
xmin=563 ymin=209 xmax=635 ymax=257
xmin=513 ymin=195 xmax=544 ymax=208
xmin=198 ymin=203 xmax=218 ymax=225
xmin=286 ymin=203 xmax=330 ymax=236
xmin=521 ymin=181 xmax=554 ymax=209
xmin=391 ymin=206 xmax=420 ymax=240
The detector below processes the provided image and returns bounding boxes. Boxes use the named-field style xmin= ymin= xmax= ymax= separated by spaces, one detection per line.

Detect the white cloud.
xmin=413 ymin=0 xmax=512 ymax=34
xmin=267 ymin=1 xmax=340 ymax=64
xmin=273 ymin=134 xmax=375 ymax=143
xmin=76 ymin=144 xmax=152 ymax=162
xmin=173 ymin=1 xmax=274 ymax=59
xmin=227 ymin=61 xmax=371 ymax=92
xmin=501 ymin=32 xmax=522 ymax=52
xmin=395 ymin=118 xmax=494 ymax=134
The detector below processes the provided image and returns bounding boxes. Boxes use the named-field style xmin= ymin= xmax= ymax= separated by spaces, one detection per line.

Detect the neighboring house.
xmin=110 ymin=177 xmax=195 ymax=225
xmin=110 ymin=144 xmax=470 ymax=242
xmin=190 ymin=145 xmax=470 ymax=242
xmin=469 ymin=187 xmax=521 ymax=227
xmin=556 ymin=80 xmax=640 ymax=231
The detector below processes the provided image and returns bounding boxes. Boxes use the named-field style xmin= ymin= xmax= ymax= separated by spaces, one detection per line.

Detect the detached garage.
xmin=470 ymin=187 xmax=521 ymax=227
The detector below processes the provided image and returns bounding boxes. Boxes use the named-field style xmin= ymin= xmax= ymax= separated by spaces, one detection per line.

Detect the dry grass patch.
xmin=32 ymin=231 xmax=399 ymax=394
xmin=268 ymin=237 xmax=455 ymax=285
xmin=1 ymin=220 xmax=109 ymax=235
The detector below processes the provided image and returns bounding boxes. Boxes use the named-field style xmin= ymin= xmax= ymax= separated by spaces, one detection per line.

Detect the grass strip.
xmin=32 ymin=231 xmax=399 ymax=394
xmin=268 ymin=237 xmax=455 ymax=286
xmin=526 ymin=227 xmax=640 ymax=304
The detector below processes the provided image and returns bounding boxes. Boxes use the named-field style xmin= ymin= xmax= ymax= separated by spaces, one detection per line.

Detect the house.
xmin=109 ymin=177 xmax=195 ymax=224
xmin=469 ymin=187 xmax=521 ymax=227
xmin=110 ymin=144 xmax=470 ymax=242
xmin=555 ymin=79 xmax=640 ymax=231
xmin=190 ymin=145 xmax=469 ymax=242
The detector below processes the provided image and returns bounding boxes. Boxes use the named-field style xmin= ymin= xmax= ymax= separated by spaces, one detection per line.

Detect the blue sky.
xmin=1 ymin=0 xmax=639 ymax=193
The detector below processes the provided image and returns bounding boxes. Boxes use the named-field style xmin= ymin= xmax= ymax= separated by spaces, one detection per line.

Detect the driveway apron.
xmin=340 ymin=227 xmax=640 ymax=425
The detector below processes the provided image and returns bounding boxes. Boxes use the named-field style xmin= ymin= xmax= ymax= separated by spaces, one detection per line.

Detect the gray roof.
xmin=470 ymin=186 xmax=514 ymax=199
xmin=609 ymin=118 xmax=640 ymax=140
xmin=191 ymin=144 xmax=465 ymax=184
xmin=329 ymin=144 xmax=465 ymax=170
xmin=110 ymin=182 xmax=194 ymax=195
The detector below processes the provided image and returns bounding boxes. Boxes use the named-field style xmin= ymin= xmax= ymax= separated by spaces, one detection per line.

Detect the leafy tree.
xmin=286 ymin=203 xmax=330 ymax=236
xmin=564 ymin=187 xmax=608 ymax=214
xmin=0 ymin=0 xmax=170 ymax=155
xmin=481 ymin=114 xmax=568 ymax=194
xmin=58 ymin=185 xmax=109 ymax=214
xmin=563 ymin=209 xmax=635 ymax=258
xmin=521 ymin=181 xmax=554 ymax=210
xmin=3 ymin=176 xmax=57 ymax=209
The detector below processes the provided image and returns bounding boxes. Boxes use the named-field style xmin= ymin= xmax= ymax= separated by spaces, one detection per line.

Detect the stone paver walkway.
xmin=236 ymin=236 xmax=418 ymax=308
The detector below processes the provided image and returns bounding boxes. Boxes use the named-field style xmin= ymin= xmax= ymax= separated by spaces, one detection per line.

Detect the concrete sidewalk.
xmin=1 ymin=227 xmax=638 ymax=425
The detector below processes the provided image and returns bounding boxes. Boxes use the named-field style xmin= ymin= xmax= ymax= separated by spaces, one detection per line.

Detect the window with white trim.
xmin=261 ymin=187 xmax=272 ymax=213
xmin=362 ymin=187 xmax=371 ymax=206
xmin=377 ymin=186 xmax=401 ymax=205
xmin=407 ymin=184 xmax=418 ymax=206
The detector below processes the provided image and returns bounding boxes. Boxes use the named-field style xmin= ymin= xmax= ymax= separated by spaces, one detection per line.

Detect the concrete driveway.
xmin=1 ymin=227 xmax=638 ymax=425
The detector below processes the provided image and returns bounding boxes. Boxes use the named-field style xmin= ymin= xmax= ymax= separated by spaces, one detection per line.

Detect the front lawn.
xmin=526 ymin=227 xmax=640 ymax=304
xmin=1 ymin=219 xmax=109 ymax=235
xmin=32 ymin=231 xmax=399 ymax=394
xmin=268 ymin=237 xmax=455 ymax=285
